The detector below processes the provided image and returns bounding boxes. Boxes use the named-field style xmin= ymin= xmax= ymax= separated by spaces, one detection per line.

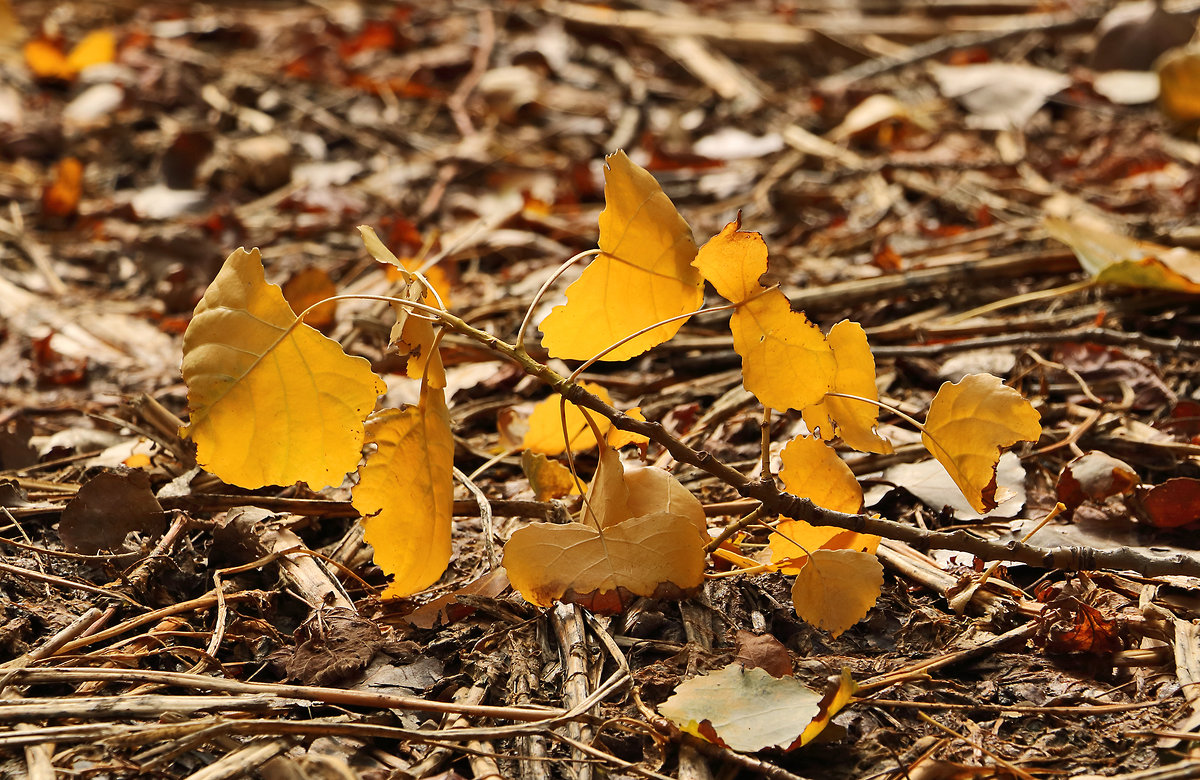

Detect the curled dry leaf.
xmin=922 ymin=373 xmax=1041 ymax=513
xmin=791 ymin=549 xmax=884 ymax=638
xmin=539 ymin=150 xmax=704 ymax=361
xmin=693 ymin=218 xmax=835 ymax=411
xmin=1057 ymin=450 xmax=1139 ymax=509
xmin=181 ymin=248 xmax=385 ymax=490
xmin=1045 ymin=216 xmax=1200 ymax=294
xmin=658 ymin=663 xmax=823 ymax=753
xmin=353 ymin=385 xmax=454 ymax=598
xmin=503 ymin=446 xmax=707 ymax=612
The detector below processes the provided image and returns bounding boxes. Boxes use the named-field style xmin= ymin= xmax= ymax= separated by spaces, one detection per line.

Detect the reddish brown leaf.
xmin=1140 ymin=478 xmax=1200 ymax=528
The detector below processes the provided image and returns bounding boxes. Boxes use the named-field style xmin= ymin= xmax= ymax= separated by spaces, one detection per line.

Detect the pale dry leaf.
xmin=658 ymin=663 xmax=822 ymax=753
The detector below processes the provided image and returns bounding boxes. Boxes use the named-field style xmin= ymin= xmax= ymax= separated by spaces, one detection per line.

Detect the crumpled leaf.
xmin=658 ymin=663 xmax=822 ymax=753
xmin=802 ymin=320 xmax=892 ymax=454
xmin=930 ymin=63 xmax=1070 ymax=129
xmin=540 ymin=150 xmax=703 ymax=361
xmin=1057 ymin=450 xmax=1139 ymax=509
xmin=181 ymin=248 xmax=385 ymax=490
xmin=521 ymin=450 xmax=580 ymax=501
xmin=777 ymin=434 xmax=863 ymax=515
xmin=59 ymin=469 xmax=165 ymax=554
xmin=879 ymin=451 xmax=1027 ymax=520
xmin=791 ymin=549 xmax=884 ymax=638
xmin=1045 ymin=216 xmax=1200 ymax=294
xmin=353 ymin=385 xmax=454 ymax=598
xmin=770 ymin=519 xmax=879 ymax=575
xmin=503 ymin=446 xmax=707 ymax=612
xmin=922 ymin=373 xmax=1041 ymax=513
xmin=693 ymin=219 xmax=835 ymax=411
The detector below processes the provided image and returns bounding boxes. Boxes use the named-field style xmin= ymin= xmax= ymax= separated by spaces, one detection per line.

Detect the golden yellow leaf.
xmin=521 ymin=450 xmax=580 ymax=501
xmin=539 ymin=150 xmax=703 ymax=361
xmin=778 ymin=435 xmax=863 ymax=515
xmin=1158 ymin=44 xmax=1200 ymax=122
xmin=1045 ymin=216 xmax=1200 ymax=293
xmin=353 ymin=385 xmax=454 ymax=598
xmin=922 ymin=373 xmax=1041 ymax=513
xmin=181 ymin=248 xmax=385 ymax=490
xmin=65 ymin=30 xmax=115 ymax=74
xmin=802 ymin=320 xmax=892 ymax=454
xmin=791 ymin=549 xmax=883 ymax=638
xmin=693 ymin=218 xmax=767 ymax=304
xmin=770 ymin=519 xmax=879 ymax=574
xmin=504 ymin=445 xmax=707 ymax=612
xmin=522 ymin=381 xmax=615 ymax=455
xmin=389 ymin=300 xmax=446 ymax=389
xmin=607 ymin=406 xmax=650 ymax=450
xmin=794 ymin=668 xmax=857 ymax=748
xmin=732 ymin=289 xmax=836 ymax=411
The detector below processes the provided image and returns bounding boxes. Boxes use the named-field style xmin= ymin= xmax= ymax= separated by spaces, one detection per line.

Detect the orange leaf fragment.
xmin=1045 ymin=216 xmax=1200 ymax=294
xmin=921 ymin=374 xmax=1041 ymax=513
xmin=282 ymin=267 xmax=339 ymax=331
xmin=606 ymin=406 xmax=649 ymax=450
xmin=42 ymin=157 xmax=84 ymax=218
xmin=65 ymin=30 xmax=116 ymax=73
xmin=791 ymin=549 xmax=883 ymax=638
xmin=1140 ymin=478 xmax=1200 ymax=528
xmin=802 ymin=320 xmax=892 ymax=454
xmin=694 ymin=219 xmax=835 ymax=411
xmin=180 ymin=248 xmax=385 ymax=490
xmin=25 ymin=30 xmax=115 ymax=80
xmin=539 ymin=150 xmax=703 ymax=361
xmin=353 ymin=385 xmax=454 ymax=597
xmin=503 ymin=446 xmax=707 ymax=612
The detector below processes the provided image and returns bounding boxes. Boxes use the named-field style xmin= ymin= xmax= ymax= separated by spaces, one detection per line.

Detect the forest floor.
xmin=3 ymin=1 xmax=1200 ymax=778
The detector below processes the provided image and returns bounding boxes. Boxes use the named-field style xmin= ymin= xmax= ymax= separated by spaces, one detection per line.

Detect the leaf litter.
xmin=1 ymin=0 xmax=1200 ymax=778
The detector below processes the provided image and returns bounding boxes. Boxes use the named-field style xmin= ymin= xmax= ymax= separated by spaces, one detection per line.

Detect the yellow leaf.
xmin=521 ymin=450 xmax=581 ymax=501
xmin=64 ymin=29 xmax=115 ymax=74
xmin=504 ymin=445 xmax=707 ymax=612
xmin=522 ymin=381 xmax=614 ymax=455
xmin=1045 ymin=216 xmax=1200 ymax=294
xmin=794 ymin=668 xmax=857 ymax=748
xmin=1158 ymin=44 xmax=1200 ymax=123
xmin=802 ymin=320 xmax=893 ymax=454
xmin=791 ymin=549 xmax=883 ymax=638
xmin=770 ymin=519 xmax=879 ymax=574
xmin=389 ymin=300 xmax=446 ymax=389
xmin=658 ymin=664 xmax=822 ymax=753
xmin=732 ymin=289 xmax=836 ymax=411
xmin=539 ymin=150 xmax=703 ymax=361
xmin=692 ymin=217 xmax=767 ymax=304
xmin=607 ymin=406 xmax=649 ymax=450
xmin=778 ymin=435 xmax=863 ymax=515
xmin=922 ymin=373 xmax=1041 ymax=513
xmin=181 ymin=248 xmax=385 ymax=490
xmin=353 ymin=385 xmax=454 ymax=598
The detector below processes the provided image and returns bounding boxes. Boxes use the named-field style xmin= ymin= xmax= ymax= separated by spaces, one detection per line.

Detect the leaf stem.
xmin=514 ymin=248 xmax=602 ymax=352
